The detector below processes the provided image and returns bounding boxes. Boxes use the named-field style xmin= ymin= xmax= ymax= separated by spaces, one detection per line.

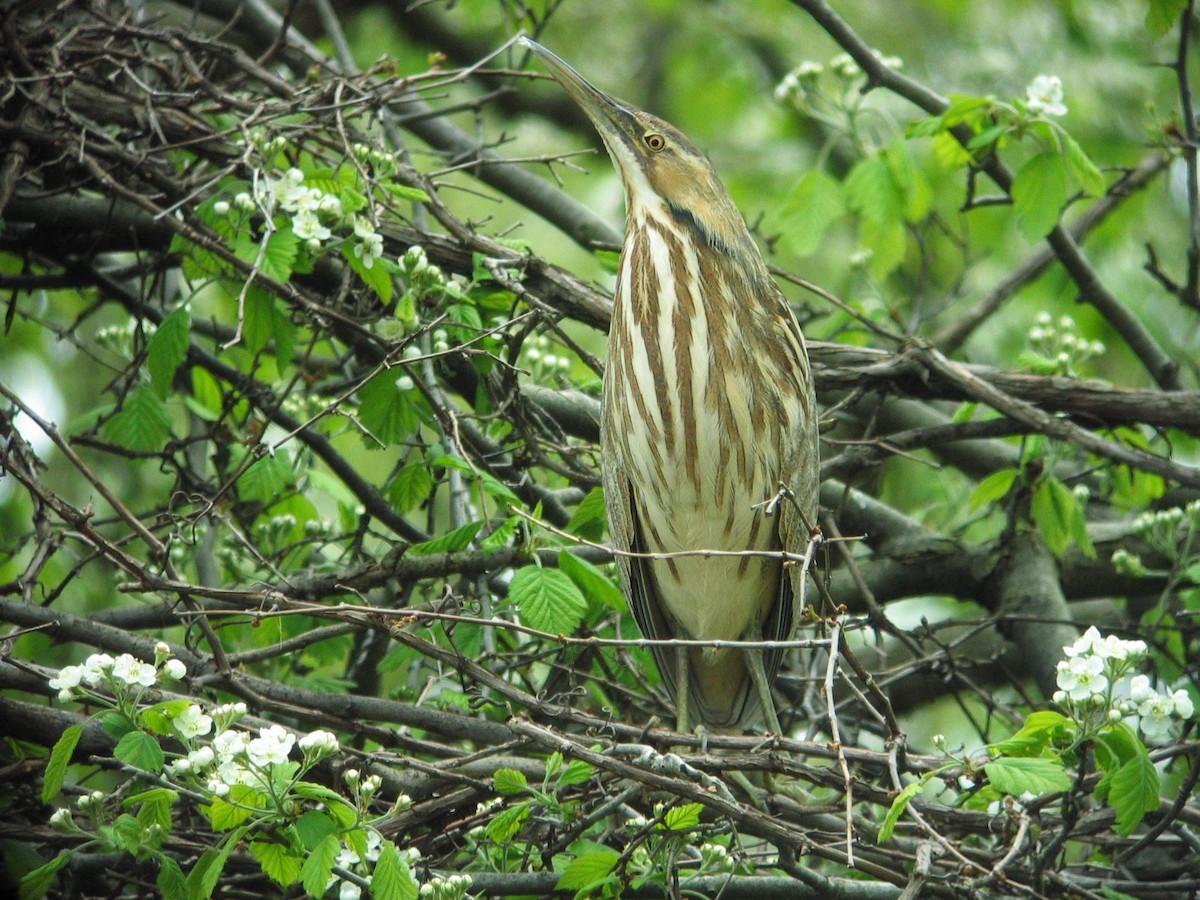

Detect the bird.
xmin=521 ymin=38 xmax=819 ymax=734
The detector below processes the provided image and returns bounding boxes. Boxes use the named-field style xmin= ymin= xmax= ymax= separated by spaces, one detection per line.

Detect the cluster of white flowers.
xmin=49 ymin=643 xmax=185 ymax=704
xmin=419 ymin=873 xmax=473 ymax=900
xmin=698 ymin=841 xmax=736 ymax=873
xmin=1025 ymin=74 xmax=1068 ymax=117
xmin=774 ymin=61 xmax=824 ymax=103
xmin=1025 ymin=312 xmax=1105 ymax=376
xmin=1054 ymin=627 xmax=1194 ymax=742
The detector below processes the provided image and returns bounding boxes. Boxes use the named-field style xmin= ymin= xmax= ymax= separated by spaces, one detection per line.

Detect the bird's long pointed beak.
xmin=518 ymin=36 xmax=637 ymax=153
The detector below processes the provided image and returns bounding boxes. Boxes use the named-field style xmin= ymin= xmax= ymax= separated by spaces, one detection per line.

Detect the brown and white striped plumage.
xmin=524 ymin=40 xmax=819 ymax=730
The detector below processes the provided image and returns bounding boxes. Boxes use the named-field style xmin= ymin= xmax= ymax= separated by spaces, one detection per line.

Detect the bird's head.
xmin=521 ymin=37 xmax=751 ymax=253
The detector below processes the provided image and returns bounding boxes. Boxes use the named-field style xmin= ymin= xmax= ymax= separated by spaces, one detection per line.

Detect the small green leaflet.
xmin=555 ymin=848 xmax=620 ymax=891
xmin=384 ymin=183 xmax=431 ymax=203
xmin=877 ymin=781 xmax=922 ymax=843
xmin=104 ymin=385 xmax=171 ymax=453
xmin=1031 ymin=476 xmax=1095 ymax=558
xmin=370 ymin=840 xmax=419 ymax=900
xmin=249 ymin=840 xmax=302 ymax=887
xmin=409 ymin=520 xmax=483 ymax=556
xmin=486 ymin=803 xmax=530 ymax=843
xmin=1063 ymin=134 xmax=1106 ymax=196
xmin=358 ymin=371 xmax=418 ymax=445
xmin=238 ymin=451 xmax=295 ymax=504
xmin=147 ymin=306 xmax=190 ymax=398
xmin=969 ymin=468 xmax=1018 ymax=511
xmin=114 ymin=730 xmax=165 ymax=773
xmin=1012 ymin=151 xmax=1066 ymax=241
xmin=18 ymin=850 xmax=71 ymax=900
xmin=343 ymin=244 xmax=394 ymax=305
xmin=778 ymin=169 xmax=845 ymax=256
xmin=1107 ymin=750 xmax=1160 ymax=835
xmin=566 ymin=486 xmax=608 ymax=541
xmin=300 ymin=834 xmax=340 ymax=898
xmin=42 ymin=723 xmax=84 ymax=802
xmin=509 ymin=565 xmax=587 ymax=635
xmin=1145 ymin=0 xmax=1188 ymax=38
xmin=984 ymin=756 xmax=1072 ymax=796
xmin=387 ymin=463 xmax=434 ymax=513
xmin=559 ymin=551 xmax=626 ymax=612
xmin=493 ymin=767 xmax=529 ymax=795
xmin=663 ymin=802 xmax=703 ymax=832
xmin=989 ymin=710 xmax=1070 ymax=757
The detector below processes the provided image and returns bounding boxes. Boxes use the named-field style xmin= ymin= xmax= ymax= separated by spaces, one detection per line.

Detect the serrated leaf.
xmin=114 ymin=730 xmax=165 ymax=772
xmin=409 ymin=520 xmax=483 ymax=556
xmin=241 ymin=286 xmax=274 ymax=354
xmin=432 ymin=454 xmax=522 ymax=506
xmin=104 ymin=385 xmax=171 ymax=452
xmin=860 ymin=217 xmax=907 ymax=279
xmin=1063 ymin=134 xmax=1106 ymax=196
xmin=294 ymin=810 xmax=337 ymax=850
xmin=1032 ymin=476 xmax=1093 ymax=557
xmin=509 ymin=565 xmax=587 ymax=635
xmin=559 ymin=551 xmax=626 ymax=612
xmin=556 ymin=848 xmax=620 ymax=891
xmin=262 ymin=228 xmax=299 ymax=283
xmin=147 ymin=306 xmax=191 ymax=398
xmin=984 ymin=756 xmax=1072 ymax=796
xmin=559 ymin=760 xmax=595 ymax=787
xmin=486 ymin=802 xmax=530 ymax=843
xmin=493 ymin=768 xmax=529 ymax=795
xmin=190 ymin=367 xmax=223 ymax=420
xmin=185 ymin=827 xmax=246 ymax=900
xmin=250 ymin=840 xmax=303 ymax=887
xmin=481 ymin=515 xmax=522 ymax=551
xmin=877 ymin=782 xmax=921 ymax=843
xmin=42 ymin=723 xmax=83 ymax=802
xmin=358 ymin=371 xmax=417 ymax=445
xmin=343 ymin=245 xmax=394 ymax=305
xmin=18 ymin=850 xmax=71 ymax=900
xmin=1145 ymin=0 xmax=1188 ymax=38
xmin=885 ymin=138 xmax=932 ymax=222
xmin=384 ymin=183 xmax=431 ymax=203
xmin=845 ymin=155 xmax=903 ymax=223
xmin=567 ymin=486 xmax=608 ymax=541
xmin=663 ymin=802 xmax=703 ymax=832
xmin=990 ymin=710 xmax=1071 ymax=757
xmin=156 ymin=856 xmax=188 ymax=900
xmin=208 ymin=785 xmax=268 ymax=830
xmin=969 ymin=468 xmax=1019 ymax=511
xmin=931 ymin=130 xmax=972 ymax=169
xmin=372 ymin=839 xmax=419 ymax=900
xmin=238 ymin=451 xmax=295 ymax=504
xmin=387 ymin=463 xmax=434 ymax=513
xmin=1012 ymin=151 xmax=1067 ymax=241
xmin=778 ymin=170 xmax=845 ymax=256
xmin=1107 ymin=750 xmax=1160 ymax=835
xmin=300 ymin=834 xmax=339 ymax=898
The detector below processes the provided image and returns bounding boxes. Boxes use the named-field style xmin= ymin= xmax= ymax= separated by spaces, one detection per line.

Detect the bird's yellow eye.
xmin=643 ymin=132 xmax=667 ymax=152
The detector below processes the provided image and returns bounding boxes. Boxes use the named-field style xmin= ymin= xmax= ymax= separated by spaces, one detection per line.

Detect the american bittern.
xmin=522 ymin=39 xmax=819 ymax=733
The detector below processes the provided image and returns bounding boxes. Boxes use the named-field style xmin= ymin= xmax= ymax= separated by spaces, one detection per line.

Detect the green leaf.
xmin=238 ymin=451 xmax=295 ymax=504
xmin=968 ymin=468 xmax=1018 ymax=511
xmin=486 ymin=802 xmax=530 ymax=843
xmin=481 ymin=515 xmax=522 ymax=551
xmin=877 ymin=782 xmax=921 ymax=843
xmin=147 ymin=306 xmax=191 ymax=398
xmin=859 ymin=217 xmax=907 ymax=279
xmin=432 ymin=454 xmax=522 ymax=505
xmin=1063 ymin=134 xmax=1106 ymax=196
xmin=409 ymin=520 xmax=483 ymax=556
xmin=885 ymin=138 xmax=932 ymax=222
xmin=300 ymin=834 xmax=340 ymax=898
xmin=559 ymin=760 xmax=595 ymax=787
xmin=1031 ymin=476 xmax=1094 ymax=558
xmin=990 ymin=710 xmax=1071 ymax=757
xmin=555 ymin=848 xmax=621 ymax=891
xmin=778 ymin=170 xmax=845 ymax=256
xmin=509 ymin=565 xmax=588 ymax=635
xmin=114 ymin=730 xmax=165 ymax=773
xmin=384 ymin=183 xmax=431 ymax=203
xmin=249 ymin=840 xmax=303 ymax=887
xmin=208 ymin=785 xmax=268 ymax=830
xmin=262 ymin=228 xmax=299 ymax=283
xmin=190 ymin=367 xmax=223 ymax=421
xmin=343 ymin=245 xmax=394 ymax=305
xmin=186 ymin=827 xmax=246 ymax=900
xmin=663 ymin=802 xmax=703 ymax=832
xmin=493 ymin=768 xmax=529 ymax=795
xmin=566 ymin=486 xmax=608 ymax=542
xmin=42 ymin=723 xmax=83 ymax=803
xmin=845 ymin=155 xmax=902 ymax=222
xmin=1012 ymin=151 xmax=1067 ymax=241
xmin=104 ymin=385 xmax=171 ymax=452
xmin=1107 ymin=749 xmax=1160 ymax=835
xmin=294 ymin=810 xmax=337 ymax=850
xmin=371 ymin=839 xmax=419 ymax=900
xmin=358 ymin=371 xmax=417 ymax=445
xmin=241 ymin=286 xmax=274 ymax=354
xmin=156 ymin=856 xmax=188 ymax=900
xmin=387 ymin=462 xmax=434 ymax=513
xmin=984 ymin=756 xmax=1072 ymax=796
xmin=18 ymin=850 xmax=71 ymax=900
xmin=559 ymin=551 xmax=626 ymax=612
xmin=1145 ymin=0 xmax=1188 ymax=37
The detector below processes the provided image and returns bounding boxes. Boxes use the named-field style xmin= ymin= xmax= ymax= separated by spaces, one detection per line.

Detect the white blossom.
xmin=292 ymin=208 xmax=331 ymax=242
xmin=49 ymin=664 xmax=85 ymax=693
xmin=175 ymin=704 xmax=214 ymax=740
xmin=213 ymin=729 xmax=248 ymax=760
xmin=82 ymin=653 xmax=115 ymax=685
xmin=247 ymin=724 xmax=296 ymax=767
xmin=1026 ymin=75 xmax=1067 ymax=116
xmin=112 ymin=653 xmax=157 ymax=687
xmin=299 ymin=729 xmax=340 ymax=757
xmin=1055 ymin=655 xmax=1107 ymax=701
xmin=163 ymin=659 xmax=187 ymax=680
xmin=1170 ymin=688 xmax=1195 ymax=719
xmin=353 ymin=218 xmax=384 ymax=269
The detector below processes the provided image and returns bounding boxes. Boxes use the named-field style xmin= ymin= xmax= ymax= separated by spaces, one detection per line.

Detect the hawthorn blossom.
xmin=1026 ymin=74 xmax=1067 ymax=117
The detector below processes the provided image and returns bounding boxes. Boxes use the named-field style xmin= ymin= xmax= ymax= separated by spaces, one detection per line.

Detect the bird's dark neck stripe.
xmin=664 ymin=201 xmax=733 ymax=254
